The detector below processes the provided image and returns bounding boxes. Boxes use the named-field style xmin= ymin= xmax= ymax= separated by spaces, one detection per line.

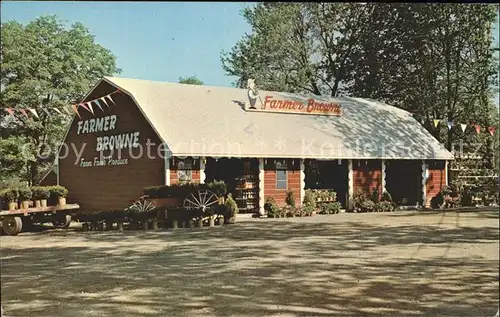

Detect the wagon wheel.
xmin=183 ymin=190 xmax=219 ymax=213
xmin=2 ymin=216 xmax=23 ymax=236
xmin=52 ymin=214 xmax=72 ymax=229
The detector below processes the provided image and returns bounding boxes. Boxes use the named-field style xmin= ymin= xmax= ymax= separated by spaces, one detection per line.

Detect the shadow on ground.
xmin=1 ymin=211 xmax=499 ymax=317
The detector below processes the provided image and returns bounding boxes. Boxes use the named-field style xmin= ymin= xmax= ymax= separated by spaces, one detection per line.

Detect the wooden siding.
xmin=425 ymin=160 xmax=446 ymax=207
xmin=352 ymin=160 xmax=382 ymax=197
xmin=59 ymin=81 xmax=164 ymax=211
xmin=38 ymin=169 xmax=57 ymax=187
xmin=263 ymin=159 xmax=301 ymax=206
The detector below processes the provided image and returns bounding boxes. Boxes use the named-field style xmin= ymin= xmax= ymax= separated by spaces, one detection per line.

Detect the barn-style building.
xmin=53 ymin=77 xmax=453 ymax=213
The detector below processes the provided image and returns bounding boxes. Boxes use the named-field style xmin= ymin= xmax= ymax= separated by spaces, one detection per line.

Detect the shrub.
xmin=430 ymin=192 xmax=444 ymax=209
xmin=285 ymin=189 xmax=296 ymax=207
xmin=353 ymin=191 xmax=366 ymax=209
xmin=370 ymin=190 xmax=380 ymax=203
xmin=18 ymin=187 xmax=33 ymax=201
xmin=381 ymin=191 xmax=393 ymax=203
xmin=0 ymin=188 xmax=19 ymax=203
xmin=460 ymin=187 xmax=474 ymax=206
xmin=207 ymin=180 xmax=227 ymax=197
xmin=31 ymin=186 xmax=50 ymax=200
xmin=264 ymin=197 xmax=279 ymax=217
xmin=358 ymin=200 xmax=375 ymax=213
xmin=301 ymin=205 xmax=315 ymax=216
xmin=375 ymin=201 xmax=394 ymax=212
xmin=303 ymin=190 xmax=317 ymax=209
xmin=319 ymin=202 xmax=342 ymax=214
xmin=224 ymin=193 xmax=238 ymax=218
xmin=49 ymin=185 xmax=68 ymax=198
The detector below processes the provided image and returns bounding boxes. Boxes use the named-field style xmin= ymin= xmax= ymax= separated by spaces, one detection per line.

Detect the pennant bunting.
xmin=79 ymin=102 xmax=90 ymax=113
xmin=100 ymin=97 xmax=110 ymax=107
xmin=19 ymin=108 xmax=29 ymax=119
xmin=447 ymin=121 xmax=453 ymax=130
xmin=106 ymin=94 xmax=115 ymax=105
xmin=86 ymin=102 xmax=94 ymax=115
xmin=28 ymin=108 xmax=39 ymax=119
xmin=474 ymin=124 xmax=481 ymax=134
xmin=460 ymin=123 xmax=467 ymax=133
xmin=72 ymin=104 xmax=81 ymax=119
xmin=94 ymin=100 xmax=104 ymax=112
xmin=4 ymin=108 xmax=14 ymax=116
xmin=52 ymin=107 xmax=62 ymax=115
xmin=488 ymin=126 xmax=496 ymax=136
xmin=433 ymin=119 xmax=441 ymax=128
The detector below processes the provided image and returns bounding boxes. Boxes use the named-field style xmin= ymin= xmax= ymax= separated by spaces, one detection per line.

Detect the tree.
xmin=0 ymin=15 xmax=120 ymax=185
xmin=178 ymin=76 xmax=203 ymax=85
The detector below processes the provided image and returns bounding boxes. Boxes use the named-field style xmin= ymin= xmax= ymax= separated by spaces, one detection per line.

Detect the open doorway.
xmin=205 ymin=158 xmax=259 ymax=213
xmin=385 ymin=160 xmax=422 ymax=206
xmin=305 ymin=159 xmax=349 ymax=208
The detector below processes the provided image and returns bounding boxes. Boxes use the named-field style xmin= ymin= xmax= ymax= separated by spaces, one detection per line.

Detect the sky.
xmin=0 ymin=1 xmax=253 ymax=87
xmin=1 ymin=1 xmax=499 ymax=105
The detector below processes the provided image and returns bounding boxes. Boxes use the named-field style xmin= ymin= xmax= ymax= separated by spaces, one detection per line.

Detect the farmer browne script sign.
xmin=259 ymin=95 xmax=342 ymax=116
xmin=76 ymin=114 xmax=140 ymax=168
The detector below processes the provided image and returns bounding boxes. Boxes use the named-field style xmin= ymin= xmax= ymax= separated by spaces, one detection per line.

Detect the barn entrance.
xmin=304 ymin=159 xmax=349 ymax=208
xmin=204 ymin=158 xmax=259 ymax=213
xmin=385 ymin=160 xmax=422 ymax=206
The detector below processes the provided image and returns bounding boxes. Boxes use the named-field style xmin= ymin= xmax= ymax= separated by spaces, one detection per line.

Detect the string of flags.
xmin=3 ymin=89 xmax=120 ymax=122
xmin=431 ymin=118 xmax=497 ymax=136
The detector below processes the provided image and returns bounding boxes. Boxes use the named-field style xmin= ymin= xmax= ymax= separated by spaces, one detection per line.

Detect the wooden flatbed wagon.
xmin=0 ymin=204 xmax=80 ymax=236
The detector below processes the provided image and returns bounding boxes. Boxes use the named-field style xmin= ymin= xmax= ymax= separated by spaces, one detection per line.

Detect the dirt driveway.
xmin=1 ymin=210 xmax=499 ymax=317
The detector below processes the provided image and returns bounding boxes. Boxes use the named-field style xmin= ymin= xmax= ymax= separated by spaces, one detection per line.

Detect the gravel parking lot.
xmin=1 ymin=210 xmax=499 ymax=317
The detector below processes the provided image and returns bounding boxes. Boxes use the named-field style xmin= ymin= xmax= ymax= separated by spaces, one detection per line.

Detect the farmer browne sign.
xmin=76 ymin=115 xmax=140 ymax=168
xmin=259 ymin=95 xmax=342 ymax=116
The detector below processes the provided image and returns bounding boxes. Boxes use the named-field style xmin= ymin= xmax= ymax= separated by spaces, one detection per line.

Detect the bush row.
xmin=353 ymin=190 xmax=396 ymax=212
xmin=143 ymin=180 xmax=227 ymax=200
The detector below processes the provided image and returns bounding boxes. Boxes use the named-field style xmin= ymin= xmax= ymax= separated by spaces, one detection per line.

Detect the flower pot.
xmin=172 ymin=220 xmax=178 ymax=229
xmin=196 ymin=219 xmax=203 ymax=228
xmin=21 ymin=201 xmax=30 ymax=209
xmin=209 ymin=217 xmax=215 ymax=227
xmin=8 ymin=202 xmax=17 ymax=211
xmin=35 ymin=200 xmax=42 ymax=208
xmin=187 ymin=219 xmax=194 ymax=228
xmin=117 ymin=220 xmax=124 ymax=231
xmin=143 ymin=221 xmax=149 ymax=231
xmin=41 ymin=199 xmax=47 ymax=208
xmin=58 ymin=197 xmax=66 ymax=206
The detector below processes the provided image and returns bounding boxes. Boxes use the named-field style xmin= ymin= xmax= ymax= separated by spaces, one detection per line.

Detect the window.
xmin=177 ymin=160 xmax=192 ymax=183
xmin=276 ymin=160 xmax=288 ymax=189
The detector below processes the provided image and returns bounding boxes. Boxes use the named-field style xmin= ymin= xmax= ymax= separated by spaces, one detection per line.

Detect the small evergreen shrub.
xmin=303 ymin=190 xmax=317 ymax=209
xmin=18 ymin=187 xmax=33 ymax=201
xmin=0 ymin=188 xmax=19 ymax=203
xmin=285 ymin=189 xmax=296 ymax=207
xmin=264 ymin=197 xmax=279 ymax=217
xmin=31 ymin=186 xmax=50 ymax=200
xmin=49 ymin=185 xmax=68 ymax=198
xmin=224 ymin=193 xmax=238 ymax=218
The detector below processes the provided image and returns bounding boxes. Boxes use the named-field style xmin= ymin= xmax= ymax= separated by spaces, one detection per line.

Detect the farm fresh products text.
xmin=76 ymin=115 xmax=141 ymax=151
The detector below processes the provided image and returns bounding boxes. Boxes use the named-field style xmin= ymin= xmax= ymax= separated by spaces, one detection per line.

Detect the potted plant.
xmin=49 ymin=185 xmax=68 ymax=206
xmin=224 ymin=193 xmax=238 ymax=224
xmin=18 ymin=187 xmax=33 ymax=209
xmin=32 ymin=186 xmax=50 ymax=208
xmin=1 ymin=188 xmax=19 ymax=211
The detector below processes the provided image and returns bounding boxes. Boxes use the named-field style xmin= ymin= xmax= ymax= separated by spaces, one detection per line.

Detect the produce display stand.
xmin=0 ymin=204 xmax=80 ymax=236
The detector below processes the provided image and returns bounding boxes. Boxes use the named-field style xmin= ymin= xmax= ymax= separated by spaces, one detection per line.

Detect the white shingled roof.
xmin=103 ymin=76 xmax=454 ymax=160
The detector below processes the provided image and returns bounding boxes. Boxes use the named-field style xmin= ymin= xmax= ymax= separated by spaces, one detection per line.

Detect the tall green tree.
xmin=178 ymin=76 xmax=203 ymax=85
xmin=0 ymin=15 xmax=120 ymax=185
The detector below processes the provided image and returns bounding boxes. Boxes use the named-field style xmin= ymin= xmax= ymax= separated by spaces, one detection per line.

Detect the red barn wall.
xmin=264 ymin=159 xmax=301 ymax=207
xmin=425 ymin=160 xmax=446 ymax=207
xmin=59 ymin=80 xmax=164 ymax=212
xmin=353 ymin=160 xmax=382 ymax=197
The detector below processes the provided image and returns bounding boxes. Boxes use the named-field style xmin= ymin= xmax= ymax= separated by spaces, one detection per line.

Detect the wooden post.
xmin=348 ymin=159 xmax=354 ymax=210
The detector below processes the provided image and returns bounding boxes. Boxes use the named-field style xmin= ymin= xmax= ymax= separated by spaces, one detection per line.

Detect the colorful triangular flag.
xmin=79 ymin=102 xmax=90 ymax=113
xmin=94 ymin=100 xmax=104 ymax=112
xmin=474 ymin=124 xmax=481 ymax=134
xmin=488 ymin=126 xmax=496 ymax=136
xmin=4 ymin=108 xmax=14 ymax=116
xmin=460 ymin=123 xmax=467 ymax=133
xmin=433 ymin=119 xmax=441 ymax=128
xmin=86 ymin=102 xmax=94 ymax=115
xmin=107 ymin=94 xmax=115 ymax=105
xmin=28 ymin=108 xmax=39 ymax=119
xmin=100 ymin=97 xmax=110 ymax=107
xmin=72 ymin=104 xmax=81 ymax=119
xmin=19 ymin=108 xmax=29 ymax=119
xmin=447 ymin=121 xmax=453 ymax=130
